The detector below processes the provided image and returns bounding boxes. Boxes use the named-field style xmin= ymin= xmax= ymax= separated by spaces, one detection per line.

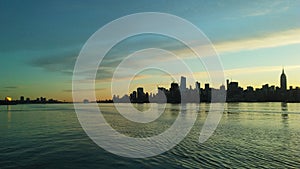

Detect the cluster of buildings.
xmin=113 ymin=69 xmax=300 ymax=103
xmin=226 ymin=69 xmax=300 ymax=102
xmin=0 ymin=96 xmax=62 ymax=105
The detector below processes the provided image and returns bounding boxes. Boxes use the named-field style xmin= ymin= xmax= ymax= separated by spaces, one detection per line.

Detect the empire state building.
xmin=280 ymin=68 xmax=287 ymax=91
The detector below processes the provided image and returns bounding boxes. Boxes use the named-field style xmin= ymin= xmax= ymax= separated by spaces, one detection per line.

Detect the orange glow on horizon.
xmin=5 ymin=96 xmax=12 ymax=102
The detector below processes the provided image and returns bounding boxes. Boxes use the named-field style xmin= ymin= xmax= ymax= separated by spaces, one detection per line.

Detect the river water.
xmin=1 ymin=103 xmax=299 ymax=168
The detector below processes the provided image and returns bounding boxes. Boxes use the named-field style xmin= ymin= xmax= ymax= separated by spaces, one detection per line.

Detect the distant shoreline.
xmin=2 ymin=101 xmax=300 ymax=106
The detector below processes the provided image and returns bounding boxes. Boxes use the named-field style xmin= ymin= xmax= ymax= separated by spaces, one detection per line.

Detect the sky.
xmin=1 ymin=0 xmax=300 ymax=101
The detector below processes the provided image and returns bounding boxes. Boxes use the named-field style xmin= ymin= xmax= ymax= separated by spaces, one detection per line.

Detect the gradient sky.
xmin=1 ymin=0 xmax=300 ymax=101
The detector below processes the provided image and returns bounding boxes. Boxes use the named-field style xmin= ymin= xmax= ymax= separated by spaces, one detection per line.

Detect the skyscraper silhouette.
xmin=280 ymin=68 xmax=287 ymax=91
xmin=195 ymin=81 xmax=200 ymax=91
xmin=180 ymin=76 xmax=186 ymax=92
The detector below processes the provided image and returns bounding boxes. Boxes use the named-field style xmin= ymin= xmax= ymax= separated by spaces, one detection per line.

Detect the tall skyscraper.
xmin=195 ymin=81 xmax=200 ymax=91
xmin=180 ymin=76 xmax=186 ymax=92
xmin=137 ymin=87 xmax=144 ymax=100
xmin=280 ymin=68 xmax=287 ymax=91
xmin=226 ymin=79 xmax=230 ymax=90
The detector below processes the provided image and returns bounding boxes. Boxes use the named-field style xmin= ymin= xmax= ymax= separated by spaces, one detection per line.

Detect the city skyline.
xmin=113 ymin=68 xmax=300 ymax=103
xmin=0 ymin=65 xmax=300 ymax=102
xmin=4 ymin=68 xmax=300 ymax=103
xmin=1 ymin=1 xmax=300 ymax=101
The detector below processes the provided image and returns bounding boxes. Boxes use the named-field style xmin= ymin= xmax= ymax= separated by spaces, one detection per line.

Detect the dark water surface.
xmin=1 ymin=103 xmax=300 ymax=168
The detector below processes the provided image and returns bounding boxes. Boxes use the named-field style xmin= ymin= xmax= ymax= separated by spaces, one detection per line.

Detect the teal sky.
xmin=1 ymin=0 xmax=300 ymax=101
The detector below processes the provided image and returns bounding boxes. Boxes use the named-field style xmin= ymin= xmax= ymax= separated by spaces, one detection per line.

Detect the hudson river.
xmin=1 ymin=103 xmax=300 ymax=168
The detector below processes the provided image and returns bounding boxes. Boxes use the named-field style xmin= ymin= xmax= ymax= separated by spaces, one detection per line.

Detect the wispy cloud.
xmin=29 ymin=52 xmax=77 ymax=74
xmin=63 ymin=88 xmax=105 ymax=93
xmin=225 ymin=0 xmax=290 ymax=19
xmin=224 ymin=65 xmax=300 ymax=76
xmin=4 ymin=86 xmax=18 ymax=89
xmin=214 ymin=28 xmax=300 ymax=53
xmin=72 ymin=27 xmax=300 ymax=90
xmin=28 ymin=26 xmax=300 ymax=88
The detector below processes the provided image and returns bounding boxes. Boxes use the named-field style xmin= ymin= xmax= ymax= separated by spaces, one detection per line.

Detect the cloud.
xmin=225 ymin=0 xmax=290 ymax=19
xmin=74 ymin=27 xmax=300 ymax=88
xmin=28 ymin=26 xmax=300 ymax=87
xmin=224 ymin=65 xmax=300 ymax=76
xmin=214 ymin=28 xmax=300 ymax=53
xmin=63 ymin=88 xmax=105 ymax=93
xmin=0 ymin=86 xmax=19 ymax=93
xmin=29 ymin=52 xmax=77 ymax=74
xmin=4 ymin=86 xmax=18 ymax=89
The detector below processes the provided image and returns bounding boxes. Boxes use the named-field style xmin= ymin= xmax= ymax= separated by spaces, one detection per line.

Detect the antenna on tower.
xmin=171 ymin=77 xmax=174 ymax=83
